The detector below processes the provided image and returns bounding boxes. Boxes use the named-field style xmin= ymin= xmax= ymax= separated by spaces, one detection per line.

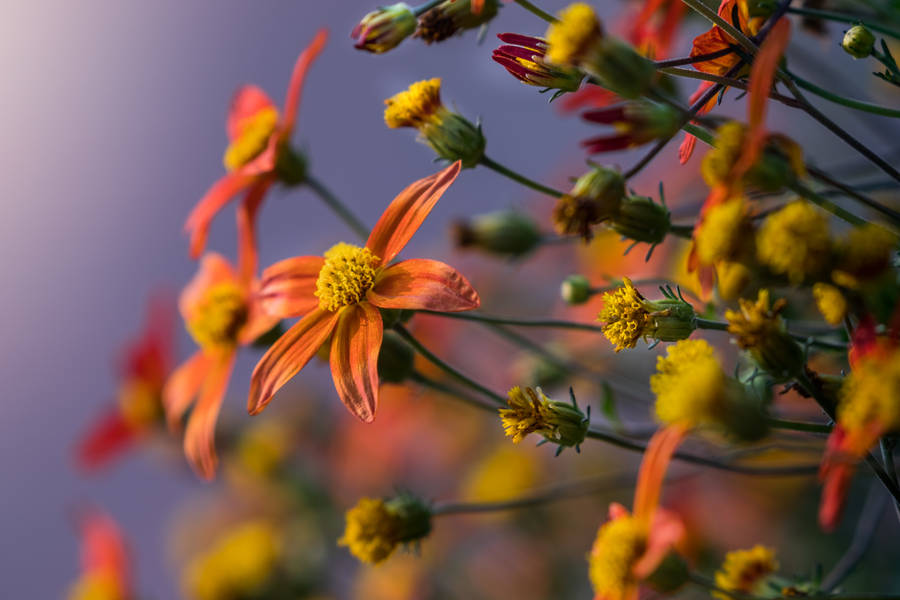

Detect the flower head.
xmin=492 ymin=33 xmax=583 ymax=92
xmin=184 ymin=30 xmax=327 ymax=259
xmin=713 ymin=546 xmax=778 ymax=600
xmin=581 ymin=101 xmax=680 ymax=153
xmin=756 ymin=201 xmax=831 ymax=284
xmin=651 ymin=339 xmax=725 ymax=428
xmin=385 ymin=79 xmax=485 ymax=167
xmin=694 ymin=198 xmax=752 ymax=265
xmin=598 ymin=278 xmax=695 ymax=352
xmin=813 ymin=283 xmax=847 ymax=326
xmin=250 ymin=162 xmax=479 ymax=423
xmin=339 ymin=494 xmax=432 ymax=564
xmin=500 ymin=386 xmax=589 ymax=451
xmin=833 ymin=223 xmax=898 ymax=288
xmin=552 ymin=165 xmax=625 ymax=239
xmin=415 ymin=0 xmax=500 ymax=44
xmin=726 ymin=290 xmax=804 ymax=380
xmin=545 ymin=3 xmax=604 ymax=66
xmin=351 ymin=3 xmax=417 ymax=53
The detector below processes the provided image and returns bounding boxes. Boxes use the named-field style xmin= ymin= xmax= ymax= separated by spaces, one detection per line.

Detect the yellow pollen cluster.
xmin=500 ymin=386 xmax=556 ymax=443
xmin=339 ymin=497 xmax=401 ymax=564
xmin=838 ymin=350 xmax=900 ymax=436
xmin=184 ymin=521 xmax=281 ymax=600
xmin=545 ymin=3 xmax=603 ymax=66
xmin=117 ymin=379 xmax=161 ymax=428
xmin=223 ymin=106 xmax=279 ymax=171
xmin=756 ymin=201 xmax=831 ymax=284
xmin=695 ymin=199 xmax=748 ymax=264
xmin=588 ymin=515 xmax=648 ymax=600
xmin=713 ymin=545 xmax=778 ymax=600
xmin=187 ymin=281 xmax=248 ymax=350
xmin=812 ymin=283 xmax=847 ymax=326
xmin=651 ymin=339 xmax=725 ymax=427
xmin=725 ymin=290 xmax=785 ymax=351
xmin=598 ymin=277 xmax=649 ymax=352
xmin=384 ymin=78 xmax=444 ymax=129
xmin=314 ymin=243 xmax=380 ymax=312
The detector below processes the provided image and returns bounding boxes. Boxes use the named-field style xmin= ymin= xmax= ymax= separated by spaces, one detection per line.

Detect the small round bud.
xmin=842 ymin=25 xmax=876 ymax=59
xmin=452 ymin=210 xmax=541 ymax=258
xmin=561 ymin=274 xmax=592 ymax=305
xmin=351 ymin=3 xmax=417 ymax=53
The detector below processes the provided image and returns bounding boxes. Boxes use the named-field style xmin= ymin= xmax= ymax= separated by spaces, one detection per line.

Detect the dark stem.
xmin=480 ymin=155 xmax=564 ymax=198
xmin=306 ymin=175 xmax=369 ymax=241
xmin=654 ymin=46 xmax=736 ymax=68
xmin=821 ymin=484 xmax=889 ymax=592
xmin=806 ymin=165 xmax=900 ymax=225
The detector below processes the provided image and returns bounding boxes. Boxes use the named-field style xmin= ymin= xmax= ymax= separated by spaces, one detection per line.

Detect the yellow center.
xmin=839 ymin=350 xmax=900 ymax=435
xmin=315 ymin=243 xmax=380 ymax=312
xmin=598 ymin=277 xmax=649 ymax=352
xmin=756 ymin=201 xmax=831 ymax=284
xmin=223 ymin=106 xmax=279 ymax=171
xmin=117 ymin=379 xmax=162 ymax=428
xmin=589 ymin=515 xmax=648 ymax=600
xmin=186 ymin=282 xmax=248 ymax=349
xmin=651 ymin=339 xmax=725 ymax=427
xmin=545 ymin=3 xmax=603 ymax=66
xmin=384 ymin=78 xmax=444 ymax=129
xmin=338 ymin=498 xmax=401 ymax=565
xmin=713 ymin=545 xmax=778 ymax=600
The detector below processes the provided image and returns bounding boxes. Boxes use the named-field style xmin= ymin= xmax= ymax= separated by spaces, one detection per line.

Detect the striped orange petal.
xmin=183 ymin=351 xmax=236 ymax=480
xmin=329 ymin=302 xmax=383 ymax=423
xmin=280 ymin=29 xmax=328 ymax=141
xmin=367 ymin=258 xmax=480 ymax=312
xmin=258 ymin=256 xmax=325 ymax=318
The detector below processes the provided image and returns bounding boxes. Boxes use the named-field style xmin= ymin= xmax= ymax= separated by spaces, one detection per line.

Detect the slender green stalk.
xmin=512 ymin=0 xmax=557 ymax=24
xmin=679 ymin=0 xmax=758 ymax=55
xmin=822 ymin=484 xmax=890 ymax=592
xmin=410 ymin=370 xmax=498 ymax=412
xmin=766 ymin=417 xmax=832 ymax=434
xmin=480 ymin=155 xmax=563 ymax=198
xmin=655 ymin=46 xmax=736 ymax=68
xmin=393 ymin=323 xmax=506 ymax=405
xmin=694 ymin=318 xmax=730 ymax=332
xmin=787 ymin=70 xmax=900 ymax=119
xmin=682 ymin=123 xmax=716 ymax=146
xmin=785 ymin=6 xmax=900 ymax=40
xmin=420 ymin=310 xmax=605 ymax=332
xmin=657 ymin=67 xmax=805 ymax=108
xmin=788 ymin=180 xmax=870 ymax=227
xmin=806 ymin=166 xmax=900 ymax=225
xmin=306 ymin=175 xmax=369 ymax=241
xmin=668 ymin=223 xmax=695 ymax=239
xmin=696 ymin=317 xmax=849 ymax=351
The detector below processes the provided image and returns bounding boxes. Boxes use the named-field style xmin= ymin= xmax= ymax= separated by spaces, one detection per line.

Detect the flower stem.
xmin=306 ymin=175 xmax=369 ymax=241
xmin=678 ymin=0 xmax=758 ymax=55
xmin=787 ymin=70 xmax=900 ymax=119
xmin=788 ymin=180 xmax=870 ymax=227
xmin=766 ymin=417 xmax=832 ymax=434
xmin=655 ymin=46 xmax=736 ymax=68
xmin=480 ymin=155 xmax=563 ymax=198
xmin=512 ymin=0 xmax=557 ymax=24
xmin=785 ymin=6 xmax=900 ymax=41
xmin=806 ymin=166 xmax=900 ymax=226
xmin=410 ymin=370 xmax=499 ymax=412
xmin=695 ymin=317 xmax=849 ymax=351
xmin=656 ymin=67 xmax=804 ymax=108
xmin=420 ymin=309 xmax=606 ymax=332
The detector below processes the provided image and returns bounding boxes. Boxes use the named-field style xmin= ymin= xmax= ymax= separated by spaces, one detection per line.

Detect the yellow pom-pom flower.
xmin=726 ymin=290 xmax=804 ymax=380
xmin=545 ymin=3 xmax=604 ymax=66
xmin=838 ymin=350 xmax=900 ymax=441
xmin=598 ymin=278 xmax=695 ymax=352
xmin=695 ymin=198 xmax=750 ymax=265
xmin=500 ymin=386 xmax=588 ymax=452
xmin=833 ymin=223 xmax=898 ymax=287
xmin=756 ymin=201 xmax=831 ymax=284
xmin=339 ymin=494 xmax=432 ymax=565
xmin=651 ymin=339 xmax=726 ymax=428
xmin=589 ymin=515 xmax=649 ymax=600
xmin=713 ymin=545 xmax=778 ymax=600
xmin=812 ymin=283 xmax=847 ymax=326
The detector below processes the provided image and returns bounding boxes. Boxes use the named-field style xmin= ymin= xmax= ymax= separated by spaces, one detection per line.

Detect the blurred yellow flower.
xmin=713 ymin=545 xmax=778 ymax=600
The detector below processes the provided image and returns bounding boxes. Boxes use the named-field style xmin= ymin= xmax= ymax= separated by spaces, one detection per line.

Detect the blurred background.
xmin=2 ymin=1 xmax=899 ymax=598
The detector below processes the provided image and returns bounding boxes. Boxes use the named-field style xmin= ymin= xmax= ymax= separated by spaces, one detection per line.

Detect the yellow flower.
xmin=384 ymin=79 xmax=444 ymax=129
xmin=545 ymin=3 xmax=604 ymax=66
xmin=713 ymin=545 xmax=778 ymax=600
xmin=756 ymin=201 xmax=831 ymax=284
xmin=651 ymin=339 xmax=726 ymax=428
xmin=598 ymin=277 xmax=695 ymax=352
xmin=588 ymin=514 xmax=649 ymax=600
xmin=726 ymin=290 xmax=804 ymax=380
xmin=833 ymin=223 xmax=898 ymax=287
xmin=694 ymin=198 xmax=750 ymax=264
xmin=499 ymin=386 xmax=588 ymax=451
xmin=67 ymin=573 xmax=123 ymax=600
xmin=716 ymin=260 xmax=752 ymax=301
xmin=838 ymin=351 xmax=900 ymax=437
xmin=339 ymin=495 xmax=432 ymax=565
xmin=812 ymin=283 xmax=847 ymax=326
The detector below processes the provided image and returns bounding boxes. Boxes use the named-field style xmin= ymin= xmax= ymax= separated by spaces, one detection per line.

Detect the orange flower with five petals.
xmin=249 ymin=161 xmax=479 ymax=422
xmin=185 ymin=30 xmax=327 ymax=259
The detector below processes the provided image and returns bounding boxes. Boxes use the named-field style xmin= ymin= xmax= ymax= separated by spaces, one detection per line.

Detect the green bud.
xmin=384 ymin=492 xmax=433 ymax=543
xmin=274 ymin=144 xmax=307 ymax=186
xmin=842 ymin=25 xmax=876 ymax=59
xmin=585 ymin=37 xmax=657 ymax=99
xmin=561 ymin=274 xmax=592 ymax=305
xmin=453 ymin=210 xmax=542 ymax=258
xmin=351 ymin=3 xmax=417 ymax=53
xmin=612 ymin=195 xmax=671 ymax=245
xmin=421 ymin=112 xmax=486 ymax=168
xmin=416 ymin=0 xmax=500 ymax=44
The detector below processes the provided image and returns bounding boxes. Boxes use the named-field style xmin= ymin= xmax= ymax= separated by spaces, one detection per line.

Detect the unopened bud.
xmin=453 ymin=210 xmax=541 ymax=258
xmin=500 ymin=386 xmax=589 ymax=452
xmin=611 ymin=194 xmax=671 ymax=245
xmin=416 ymin=0 xmax=500 ymax=44
xmin=842 ymin=25 xmax=876 ymax=59
xmin=351 ymin=3 xmax=417 ymax=53
xmin=552 ymin=165 xmax=625 ymax=239
xmin=561 ymin=274 xmax=592 ymax=305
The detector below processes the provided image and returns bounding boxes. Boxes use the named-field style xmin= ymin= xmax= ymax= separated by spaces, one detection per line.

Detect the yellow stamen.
xmin=713 ymin=545 xmax=778 ymax=600
xmin=384 ymin=78 xmax=444 ymax=129
xmin=314 ymin=243 xmax=380 ymax=312
xmin=839 ymin=349 xmax=900 ymax=436
xmin=186 ymin=281 xmax=248 ymax=350
xmin=756 ymin=201 xmax=831 ymax=284
xmin=545 ymin=3 xmax=603 ymax=66
xmin=588 ymin=515 xmax=648 ymax=600
xmin=812 ymin=283 xmax=847 ymax=326
xmin=223 ymin=106 xmax=279 ymax=171
xmin=695 ymin=199 xmax=748 ymax=264
xmin=651 ymin=339 xmax=726 ymax=427
xmin=598 ymin=277 xmax=649 ymax=352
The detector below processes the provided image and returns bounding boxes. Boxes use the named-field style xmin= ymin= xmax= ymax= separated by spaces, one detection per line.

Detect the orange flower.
xmin=67 ymin=509 xmax=131 ymax=600
xmin=76 ymin=296 xmax=174 ymax=471
xmin=184 ymin=30 xmax=327 ymax=259
xmin=588 ymin=424 xmax=688 ymax=600
xmin=249 ymin=161 xmax=480 ymax=422
xmin=164 ymin=202 xmax=277 ymax=480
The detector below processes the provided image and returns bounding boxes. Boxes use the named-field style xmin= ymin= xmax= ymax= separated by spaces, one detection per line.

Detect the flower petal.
xmin=281 ymin=29 xmax=328 ymax=140
xmin=258 ymin=256 xmax=325 ymax=318
xmin=162 ymin=351 xmax=212 ymax=430
xmin=368 ymin=259 xmax=480 ymax=312
xmin=633 ymin=423 xmax=687 ymax=523
xmin=633 ymin=508 xmax=685 ymax=578
xmin=366 ymin=161 xmax=462 ymax=264
xmin=186 ymin=172 xmax=256 ymax=259
xmin=248 ymin=308 xmax=340 ymax=415
xmin=471 ymin=0 xmax=484 ymax=14
xmin=183 ymin=352 xmax=236 ymax=480
xmin=237 ymin=179 xmax=272 ymax=284
xmin=329 ymin=303 xmax=383 ymax=423
xmin=227 ymin=85 xmax=276 ymax=141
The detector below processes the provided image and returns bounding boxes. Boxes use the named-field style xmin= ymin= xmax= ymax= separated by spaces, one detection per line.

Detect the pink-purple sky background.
xmin=2 ymin=1 xmax=896 ymax=597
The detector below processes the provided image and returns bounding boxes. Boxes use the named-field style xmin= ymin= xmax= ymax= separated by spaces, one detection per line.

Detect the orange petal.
xmin=185 ymin=172 xmax=255 ymax=259
xmin=179 ymin=253 xmax=240 ymax=323
xmin=162 ymin=351 xmax=212 ymax=431
xmin=183 ymin=352 xmax=236 ymax=480
xmin=634 ymin=424 xmax=687 ymax=523
xmin=329 ymin=302 xmax=383 ymax=423
xmin=258 ymin=255 xmax=325 ymax=318
xmin=227 ymin=85 xmax=276 ymax=141
xmin=366 ymin=161 xmax=462 ymax=264
xmin=237 ymin=180 xmax=272 ymax=284
xmin=690 ymin=27 xmax=736 ymax=75
xmin=471 ymin=0 xmax=484 ymax=14
xmin=368 ymin=259 xmax=480 ymax=312
xmin=248 ymin=308 xmax=340 ymax=415
xmin=633 ymin=508 xmax=685 ymax=578
xmin=280 ymin=29 xmax=328 ymax=140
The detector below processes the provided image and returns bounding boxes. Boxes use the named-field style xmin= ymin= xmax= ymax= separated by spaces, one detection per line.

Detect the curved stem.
xmin=306 ymin=175 xmax=369 ymax=241
xmin=657 ymin=67 xmax=804 ymax=108
xmin=480 ymin=155 xmax=563 ymax=198
xmin=512 ymin=0 xmax=557 ymax=24
xmin=410 ymin=370 xmax=498 ymax=412
xmin=785 ymin=6 xmax=900 ymax=41
xmin=420 ymin=309 xmax=606 ymax=332
xmin=788 ymin=70 xmax=900 ymax=119
xmin=806 ymin=166 xmax=900 ymax=226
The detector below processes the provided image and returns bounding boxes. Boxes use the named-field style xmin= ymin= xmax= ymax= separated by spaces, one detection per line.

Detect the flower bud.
xmin=377 ymin=330 xmax=415 ymax=383
xmin=493 ymin=33 xmax=584 ymax=93
xmin=756 ymin=200 xmax=831 ymax=285
xmin=611 ymin=194 xmax=671 ymax=245
xmin=561 ymin=274 xmax=592 ymax=305
xmin=339 ymin=493 xmax=432 ymax=564
xmin=452 ymin=210 xmax=542 ymax=258
xmin=351 ymin=3 xmax=417 ymax=53
xmin=500 ymin=386 xmax=589 ymax=453
xmin=726 ymin=290 xmax=805 ymax=381
xmin=842 ymin=25 xmax=876 ymax=59
xmin=416 ymin=0 xmax=500 ymax=44
xmin=552 ymin=165 xmax=625 ymax=239
xmin=702 ymin=122 xmax=804 ymax=193
xmin=645 ymin=552 xmax=690 ymax=594
xmin=581 ymin=101 xmax=681 ymax=153
xmin=598 ymin=277 xmax=695 ymax=351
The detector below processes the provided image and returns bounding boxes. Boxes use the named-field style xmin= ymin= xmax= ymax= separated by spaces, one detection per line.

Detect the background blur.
xmin=2 ymin=1 xmax=899 ymax=598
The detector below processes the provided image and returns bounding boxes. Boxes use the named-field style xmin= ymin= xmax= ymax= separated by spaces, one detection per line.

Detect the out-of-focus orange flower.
xmin=249 ymin=161 xmax=480 ymax=423
xmin=76 ymin=296 xmax=174 ymax=471
xmin=67 ymin=509 xmax=132 ymax=600
xmin=588 ymin=424 xmax=687 ymax=600
xmin=626 ymin=0 xmax=687 ymax=59
xmin=184 ymin=30 xmax=327 ymax=259
xmin=164 ymin=202 xmax=277 ymax=480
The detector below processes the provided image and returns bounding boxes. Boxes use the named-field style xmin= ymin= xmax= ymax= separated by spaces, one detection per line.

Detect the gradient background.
xmin=3 ymin=1 xmax=897 ymax=597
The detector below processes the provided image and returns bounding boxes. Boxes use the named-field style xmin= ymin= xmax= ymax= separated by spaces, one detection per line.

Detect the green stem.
xmin=668 ymin=223 xmax=695 ymax=239
xmin=655 ymin=46 xmax=737 ymax=68
xmin=785 ymin=6 xmax=900 ymax=41
xmin=480 ymin=155 xmax=564 ymax=198
xmin=306 ymin=175 xmax=369 ymax=241
xmin=512 ymin=0 xmax=557 ymax=24
xmin=410 ymin=370 xmax=498 ymax=412
xmin=682 ymin=123 xmax=716 ymax=146
xmin=420 ymin=309 xmax=605 ymax=332
xmin=696 ymin=317 xmax=848 ymax=351
xmin=393 ymin=323 xmax=506 ymax=405
xmin=788 ymin=180 xmax=870 ymax=226
xmin=766 ymin=417 xmax=832 ymax=434
xmin=788 ymin=70 xmax=900 ymax=119
xmin=806 ymin=166 xmax=900 ymax=226
xmin=657 ymin=67 xmax=804 ymax=108
xmin=679 ymin=0 xmax=758 ymax=55
xmin=694 ymin=317 xmax=730 ymax=331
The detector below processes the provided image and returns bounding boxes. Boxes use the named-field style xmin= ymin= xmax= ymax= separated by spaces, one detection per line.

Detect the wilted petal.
xmin=183 ymin=352 xmax=236 ymax=480
xmin=329 ymin=303 xmax=383 ymax=423
xmin=185 ymin=172 xmax=256 ymax=259
xmin=258 ymin=256 xmax=325 ymax=318
xmin=248 ymin=308 xmax=340 ymax=415
xmin=227 ymin=85 xmax=276 ymax=141
xmin=281 ymin=29 xmax=328 ymax=139
xmin=368 ymin=259 xmax=480 ymax=312
xmin=366 ymin=161 xmax=461 ymax=264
